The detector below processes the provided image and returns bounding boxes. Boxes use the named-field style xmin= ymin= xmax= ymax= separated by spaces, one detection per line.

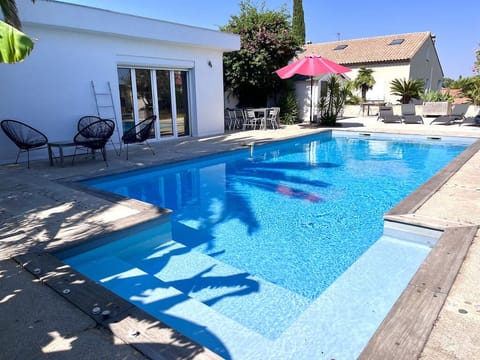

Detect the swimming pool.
xmin=59 ymin=131 xmax=473 ymax=359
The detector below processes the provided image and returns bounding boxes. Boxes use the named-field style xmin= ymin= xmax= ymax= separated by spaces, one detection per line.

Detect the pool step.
xmin=130 ymin=239 xmax=311 ymax=339
xmin=383 ymin=220 xmax=442 ymax=248
xmin=64 ymin=239 xmax=311 ymax=341
xmin=66 ymin=254 xmax=258 ymax=357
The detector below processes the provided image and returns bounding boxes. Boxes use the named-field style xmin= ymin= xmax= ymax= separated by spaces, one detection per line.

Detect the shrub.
xmin=318 ymin=76 xmax=348 ymax=126
xmin=279 ymin=89 xmax=299 ymax=124
xmin=421 ymin=90 xmax=454 ymax=102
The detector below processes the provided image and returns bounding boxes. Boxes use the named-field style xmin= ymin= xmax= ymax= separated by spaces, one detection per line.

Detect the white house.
xmin=0 ymin=0 xmax=240 ymax=164
xmin=296 ymin=32 xmax=443 ymax=121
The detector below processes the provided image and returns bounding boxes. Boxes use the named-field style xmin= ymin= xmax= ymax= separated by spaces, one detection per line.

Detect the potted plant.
xmin=420 ymin=90 xmax=454 ymax=116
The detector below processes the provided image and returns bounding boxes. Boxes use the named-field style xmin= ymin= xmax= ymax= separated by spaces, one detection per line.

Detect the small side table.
xmin=48 ymin=140 xmax=76 ymax=167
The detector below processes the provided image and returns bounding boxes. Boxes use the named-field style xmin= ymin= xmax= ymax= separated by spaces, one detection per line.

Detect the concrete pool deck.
xmin=1 ymin=116 xmax=479 ymax=359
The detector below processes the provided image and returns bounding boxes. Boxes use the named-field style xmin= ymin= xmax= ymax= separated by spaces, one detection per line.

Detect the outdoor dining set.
xmin=225 ymin=107 xmax=280 ymax=131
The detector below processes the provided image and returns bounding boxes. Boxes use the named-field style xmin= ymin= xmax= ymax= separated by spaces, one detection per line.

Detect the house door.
xmin=117 ymin=67 xmax=190 ymax=139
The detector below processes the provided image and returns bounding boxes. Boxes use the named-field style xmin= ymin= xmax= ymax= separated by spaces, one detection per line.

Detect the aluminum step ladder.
xmin=91 ymin=81 xmax=121 ymax=155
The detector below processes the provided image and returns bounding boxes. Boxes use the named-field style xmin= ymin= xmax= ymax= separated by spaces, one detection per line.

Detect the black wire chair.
xmin=121 ymin=115 xmax=156 ymax=160
xmin=72 ymin=119 xmax=115 ymax=166
xmin=1 ymin=119 xmax=49 ymax=168
xmin=78 ymin=115 xmax=119 ymax=155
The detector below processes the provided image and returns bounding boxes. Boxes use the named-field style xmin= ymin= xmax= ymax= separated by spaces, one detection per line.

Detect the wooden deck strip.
xmin=412 ymin=226 xmax=478 ymax=293
xmin=359 ymin=226 xmax=478 ymax=359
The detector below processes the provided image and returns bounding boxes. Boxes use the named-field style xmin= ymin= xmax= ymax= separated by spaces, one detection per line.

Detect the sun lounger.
xmin=377 ymin=106 xmax=402 ymax=123
xmin=459 ymin=109 xmax=480 ymax=126
xmin=429 ymin=104 xmax=469 ymax=125
xmin=401 ymin=104 xmax=423 ymax=124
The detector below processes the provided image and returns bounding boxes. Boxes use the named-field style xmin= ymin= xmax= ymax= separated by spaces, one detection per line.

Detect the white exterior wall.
xmin=349 ymin=63 xmax=411 ymax=104
xmin=410 ymin=37 xmax=444 ymax=92
xmin=0 ymin=0 xmax=240 ymax=164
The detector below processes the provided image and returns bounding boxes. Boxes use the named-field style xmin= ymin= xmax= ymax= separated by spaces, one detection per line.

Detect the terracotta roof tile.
xmin=300 ymin=32 xmax=432 ymax=66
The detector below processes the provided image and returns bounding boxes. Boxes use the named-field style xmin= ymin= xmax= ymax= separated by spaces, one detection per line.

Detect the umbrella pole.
xmin=310 ymin=76 xmax=313 ymax=124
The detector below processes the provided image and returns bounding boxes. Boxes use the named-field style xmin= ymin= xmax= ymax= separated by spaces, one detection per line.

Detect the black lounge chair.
xmin=121 ymin=115 xmax=156 ymax=160
xmin=78 ymin=115 xmax=119 ymax=155
xmin=1 ymin=119 xmax=48 ymax=168
xmin=72 ymin=119 xmax=115 ymax=166
xmin=78 ymin=115 xmax=103 ymax=136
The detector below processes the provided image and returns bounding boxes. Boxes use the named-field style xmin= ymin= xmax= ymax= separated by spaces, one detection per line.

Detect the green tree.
xmin=474 ymin=43 xmax=480 ymax=75
xmin=445 ymin=76 xmax=471 ymax=90
xmin=353 ymin=67 xmax=375 ymax=102
xmin=0 ymin=0 xmax=35 ymax=63
xmin=466 ymin=79 xmax=480 ymax=105
xmin=453 ymin=76 xmax=480 ymax=105
xmin=292 ymin=0 xmax=305 ymax=45
xmin=442 ymin=77 xmax=455 ymax=88
xmin=390 ymin=78 xmax=425 ymax=104
xmin=221 ymin=0 xmax=299 ymax=107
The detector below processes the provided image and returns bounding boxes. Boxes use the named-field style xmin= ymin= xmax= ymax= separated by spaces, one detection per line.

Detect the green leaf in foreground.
xmin=0 ymin=20 xmax=34 ymax=64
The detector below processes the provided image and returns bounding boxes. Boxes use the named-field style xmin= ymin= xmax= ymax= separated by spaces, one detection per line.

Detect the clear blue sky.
xmin=58 ymin=0 xmax=478 ymax=79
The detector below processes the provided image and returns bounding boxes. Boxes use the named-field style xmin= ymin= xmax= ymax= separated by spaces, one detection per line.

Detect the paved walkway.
xmin=1 ymin=117 xmax=479 ymax=359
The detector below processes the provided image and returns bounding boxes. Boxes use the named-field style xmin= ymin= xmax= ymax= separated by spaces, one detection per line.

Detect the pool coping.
xmin=10 ymin=131 xmax=480 ymax=359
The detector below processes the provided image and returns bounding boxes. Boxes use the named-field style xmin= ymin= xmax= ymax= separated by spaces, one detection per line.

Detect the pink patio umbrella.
xmin=276 ymin=55 xmax=351 ymax=123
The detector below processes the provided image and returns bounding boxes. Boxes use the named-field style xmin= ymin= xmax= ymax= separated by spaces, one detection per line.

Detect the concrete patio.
xmin=1 ymin=116 xmax=479 ymax=359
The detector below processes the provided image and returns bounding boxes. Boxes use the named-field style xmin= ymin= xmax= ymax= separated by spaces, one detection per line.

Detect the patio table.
xmin=251 ymin=108 xmax=268 ymax=130
xmin=361 ymin=101 xmax=386 ymax=116
xmin=48 ymin=140 xmax=76 ymax=167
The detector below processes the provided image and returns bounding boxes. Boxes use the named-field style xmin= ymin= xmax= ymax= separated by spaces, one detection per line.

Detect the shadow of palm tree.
xmin=0 ymin=257 xmax=228 ymax=359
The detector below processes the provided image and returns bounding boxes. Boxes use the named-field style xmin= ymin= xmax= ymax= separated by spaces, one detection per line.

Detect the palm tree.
xmin=353 ymin=67 xmax=375 ymax=102
xmin=0 ymin=0 xmax=35 ymax=63
xmin=390 ymin=78 xmax=425 ymax=104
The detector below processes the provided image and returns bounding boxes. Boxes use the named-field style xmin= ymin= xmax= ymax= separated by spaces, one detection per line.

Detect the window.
xmin=426 ymin=46 xmax=431 ymax=62
xmin=389 ymin=39 xmax=404 ymax=45
xmin=320 ymin=81 xmax=328 ymax=97
xmin=334 ymin=44 xmax=348 ymax=50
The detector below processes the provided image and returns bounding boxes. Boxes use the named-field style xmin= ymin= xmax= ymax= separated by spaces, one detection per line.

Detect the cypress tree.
xmin=292 ymin=0 xmax=305 ymax=44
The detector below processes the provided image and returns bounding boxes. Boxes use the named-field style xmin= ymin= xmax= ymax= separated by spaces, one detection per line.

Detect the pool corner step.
xmin=383 ymin=220 xmax=442 ymax=248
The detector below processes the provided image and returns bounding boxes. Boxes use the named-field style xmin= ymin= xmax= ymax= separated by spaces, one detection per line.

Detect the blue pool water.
xmin=60 ymin=131 xmax=473 ymax=359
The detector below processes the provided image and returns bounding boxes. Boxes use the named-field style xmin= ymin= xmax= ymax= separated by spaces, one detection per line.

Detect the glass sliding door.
xmin=135 ymin=69 xmax=155 ymax=139
xmin=175 ymin=71 xmax=190 ymax=137
xmin=156 ymin=70 xmax=174 ymax=137
xmin=117 ymin=68 xmax=134 ymax=133
xmin=117 ymin=67 xmax=190 ymax=140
